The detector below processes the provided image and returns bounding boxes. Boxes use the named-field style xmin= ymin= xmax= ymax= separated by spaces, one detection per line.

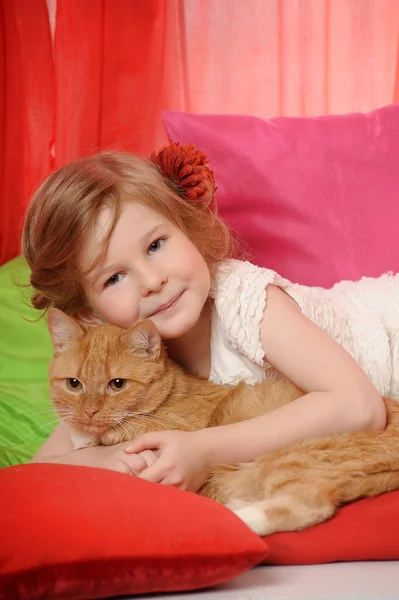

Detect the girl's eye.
xmin=109 ymin=379 xmax=127 ymax=391
xmin=105 ymin=273 xmax=123 ymax=288
xmin=148 ymin=238 xmax=165 ymax=254
xmin=67 ymin=378 xmax=82 ymax=391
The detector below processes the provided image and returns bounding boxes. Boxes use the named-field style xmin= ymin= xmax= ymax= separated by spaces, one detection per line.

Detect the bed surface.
xmin=135 ymin=561 xmax=399 ymax=600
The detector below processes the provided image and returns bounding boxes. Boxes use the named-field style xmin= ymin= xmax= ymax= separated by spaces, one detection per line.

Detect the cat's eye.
xmin=109 ymin=378 xmax=127 ymax=391
xmin=66 ymin=378 xmax=82 ymax=391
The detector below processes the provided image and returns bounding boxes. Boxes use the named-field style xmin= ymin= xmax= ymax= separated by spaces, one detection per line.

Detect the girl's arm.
xmin=30 ymin=422 xmax=156 ymax=474
xmin=32 ymin=422 xmax=74 ymax=462
xmin=204 ymin=284 xmax=387 ymax=465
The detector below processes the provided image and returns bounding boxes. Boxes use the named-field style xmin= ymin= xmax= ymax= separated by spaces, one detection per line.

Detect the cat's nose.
xmin=85 ymin=408 xmax=99 ymax=419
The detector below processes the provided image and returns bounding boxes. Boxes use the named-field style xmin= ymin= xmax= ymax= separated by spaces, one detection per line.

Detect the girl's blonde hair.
xmin=22 ymin=151 xmax=235 ymax=315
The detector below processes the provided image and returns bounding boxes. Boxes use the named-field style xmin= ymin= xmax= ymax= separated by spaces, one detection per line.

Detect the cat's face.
xmin=47 ymin=309 xmax=166 ymax=436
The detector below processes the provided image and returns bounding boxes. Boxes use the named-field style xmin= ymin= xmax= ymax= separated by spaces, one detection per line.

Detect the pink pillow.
xmin=163 ymin=105 xmax=399 ymax=287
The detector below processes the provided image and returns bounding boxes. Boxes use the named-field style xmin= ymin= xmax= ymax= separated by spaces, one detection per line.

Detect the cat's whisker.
xmin=40 ymin=417 xmax=62 ymax=424
xmin=11 ymin=414 xmax=46 ymax=424
xmin=124 ymin=412 xmax=167 ymax=429
xmin=137 ymin=416 xmax=169 ymax=430
xmin=120 ymin=414 xmax=152 ymax=432
xmin=116 ymin=417 xmax=139 ymax=439
xmin=120 ymin=421 xmax=133 ymax=442
xmin=10 ymin=409 xmax=65 ymax=423
xmin=120 ymin=410 xmax=142 ymax=419
xmin=53 ymin=415 xmax=74 ymax=424
xmin=114 ymin=412 xmax=139 ymax=427
xmin=112 ymin=416 xmax=125 ymax=429
xmin=23 ymin=407 xmax=72 ymax=418
xmin=31 ymin=420 xmax=62 ymax=435
xmin=54 ymin=410 xmax=74 ymax=417
xmin=57 ymin=414 xmax=76 ymax=426
xmin=16 ymin=407 xmax=59 ymax=415
xmin=51 ymin=413 xmax=72 ymax=421
xmin=125 ymin=421 xmax=141 ymax=437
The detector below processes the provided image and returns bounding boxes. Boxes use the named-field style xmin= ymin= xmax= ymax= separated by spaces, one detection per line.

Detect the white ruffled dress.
xmin=209 ymin=259 xmax=399 ymax=400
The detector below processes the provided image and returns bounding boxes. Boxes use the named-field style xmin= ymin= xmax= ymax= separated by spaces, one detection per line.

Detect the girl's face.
xmin=79 ymin=202 xmax=211 ymax=340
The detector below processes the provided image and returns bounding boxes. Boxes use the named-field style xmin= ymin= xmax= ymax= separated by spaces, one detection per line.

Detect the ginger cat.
xmin=47 ymin=308 xmax=399 ymax=536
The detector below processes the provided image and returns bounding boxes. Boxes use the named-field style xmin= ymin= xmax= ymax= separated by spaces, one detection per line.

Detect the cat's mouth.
xmin=78 ymin=417 xmax=133 ymax=436
xmin=77 ymin=420 xmax=111 ymax=435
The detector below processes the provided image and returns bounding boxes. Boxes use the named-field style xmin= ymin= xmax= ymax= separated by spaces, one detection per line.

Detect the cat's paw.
xmin=70 ymin=429 xmax=98 ymax=450
xmin=224 ymin=499 xmax=251 ymax=511
xmin=230 ymin=504 xmax=269 ymax=536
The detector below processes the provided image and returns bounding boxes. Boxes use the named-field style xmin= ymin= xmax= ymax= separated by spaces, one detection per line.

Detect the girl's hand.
xmin=95 ymin=445 xmax=160 ymax=476
xmin=32 ymin=442 xmax=159 ymax=476
xmin=73 ymin=443 xmax=154 ymax=475
xmin=124 ymin=430 xmax=212 ymax=492
xmin=30 ymin=423 xmax=162 ymax=476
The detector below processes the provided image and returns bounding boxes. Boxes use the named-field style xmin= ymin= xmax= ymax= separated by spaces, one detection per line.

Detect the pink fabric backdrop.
xmin=1 ymin=0 xmax=399 ymax=265
xmin=181 ymin=0 xmax=399 ymax=117
xmin=163 ymin=104 xmax=399 ymax=286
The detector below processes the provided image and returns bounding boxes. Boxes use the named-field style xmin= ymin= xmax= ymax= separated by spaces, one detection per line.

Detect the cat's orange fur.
xmin=47 ymin=308 xmax=399 ymax=535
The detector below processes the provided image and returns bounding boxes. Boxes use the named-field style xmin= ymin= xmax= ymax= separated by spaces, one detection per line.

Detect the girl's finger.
xmin=138 ymin=449 xmax=159 ymax=467
xmin=124 ymin=432 xmax=163 ymax=454
xmin=124 ymin=454 xmax=147 ymax=472
xmin=137 ymin=462 xmax=164 ymax=484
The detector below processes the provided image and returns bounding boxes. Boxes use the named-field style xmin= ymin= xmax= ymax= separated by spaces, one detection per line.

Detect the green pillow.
xmin=0 ymin=256 xmax=54 ymax=466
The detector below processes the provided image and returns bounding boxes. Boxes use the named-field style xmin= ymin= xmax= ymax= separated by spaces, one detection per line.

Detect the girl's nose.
xmin=139 ymin=267 xmax=168 ymax=296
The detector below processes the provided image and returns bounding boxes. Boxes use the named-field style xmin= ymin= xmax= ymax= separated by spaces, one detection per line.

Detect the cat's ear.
xmin=47 ymin=308 xmax=84 ymax=352
xmin=126 ymin=319 xmax=162 ymax=360
xmin=75 ymin=306 xmax=104 ymax=327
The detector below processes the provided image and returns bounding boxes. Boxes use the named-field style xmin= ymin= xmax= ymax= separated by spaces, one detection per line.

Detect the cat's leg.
xmin=224 ymin=499 xmax=252 ymax=511
xmin=69 ymin=428 xmax=99 ymax=450
xmin=228 ymin=485 xmax=336 ymax=536
xmin=228 ymin=500 xmax=271 ymax=535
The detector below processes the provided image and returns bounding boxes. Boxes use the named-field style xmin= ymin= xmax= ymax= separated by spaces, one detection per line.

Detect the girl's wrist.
xmin=197 ymin=424 xmax=251 ymax=466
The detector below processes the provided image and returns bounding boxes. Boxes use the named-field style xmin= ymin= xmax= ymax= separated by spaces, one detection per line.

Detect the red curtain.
xmin=54 ymin=0 xmax=182 ymax=167
xmin=0 ymin=0 xmax=182 ymax=266
xmin=0 ymin=0 xmax=54 ymax=266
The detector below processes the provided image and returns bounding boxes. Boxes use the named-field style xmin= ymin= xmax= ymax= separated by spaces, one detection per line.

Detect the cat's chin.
xmin=75 ymin=423 xmax=128 ymax=446
xmin=78 ymin=423 xmax=110 ymax=436
xmin=69 ymin=428 xmax=99 ymax=451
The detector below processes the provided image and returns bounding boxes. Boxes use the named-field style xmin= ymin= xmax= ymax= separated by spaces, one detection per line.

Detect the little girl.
xmin=23 ymin=143 xmax=395 ymax=491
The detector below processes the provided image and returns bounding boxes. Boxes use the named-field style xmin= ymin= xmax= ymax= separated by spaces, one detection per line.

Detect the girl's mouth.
xmin=150 ymin=291 xmax=184 ymax=316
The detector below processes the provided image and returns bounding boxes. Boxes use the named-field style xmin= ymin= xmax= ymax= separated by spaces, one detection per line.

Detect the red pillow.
xmin=0 ymin=464 xmax=267 ymax=600
xmin=264 ymin=490 xmax=399 ymax=565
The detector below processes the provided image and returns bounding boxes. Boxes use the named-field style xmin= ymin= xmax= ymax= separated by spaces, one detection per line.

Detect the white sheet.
xmin=137 ymin=561 xmax=399 ymax=599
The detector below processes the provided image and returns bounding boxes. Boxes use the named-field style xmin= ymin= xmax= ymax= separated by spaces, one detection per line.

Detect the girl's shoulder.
xmin=210 ymin=260 xmax=291 ymax=367
xmin=210 ymin=259 xmax=289 ymax=300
